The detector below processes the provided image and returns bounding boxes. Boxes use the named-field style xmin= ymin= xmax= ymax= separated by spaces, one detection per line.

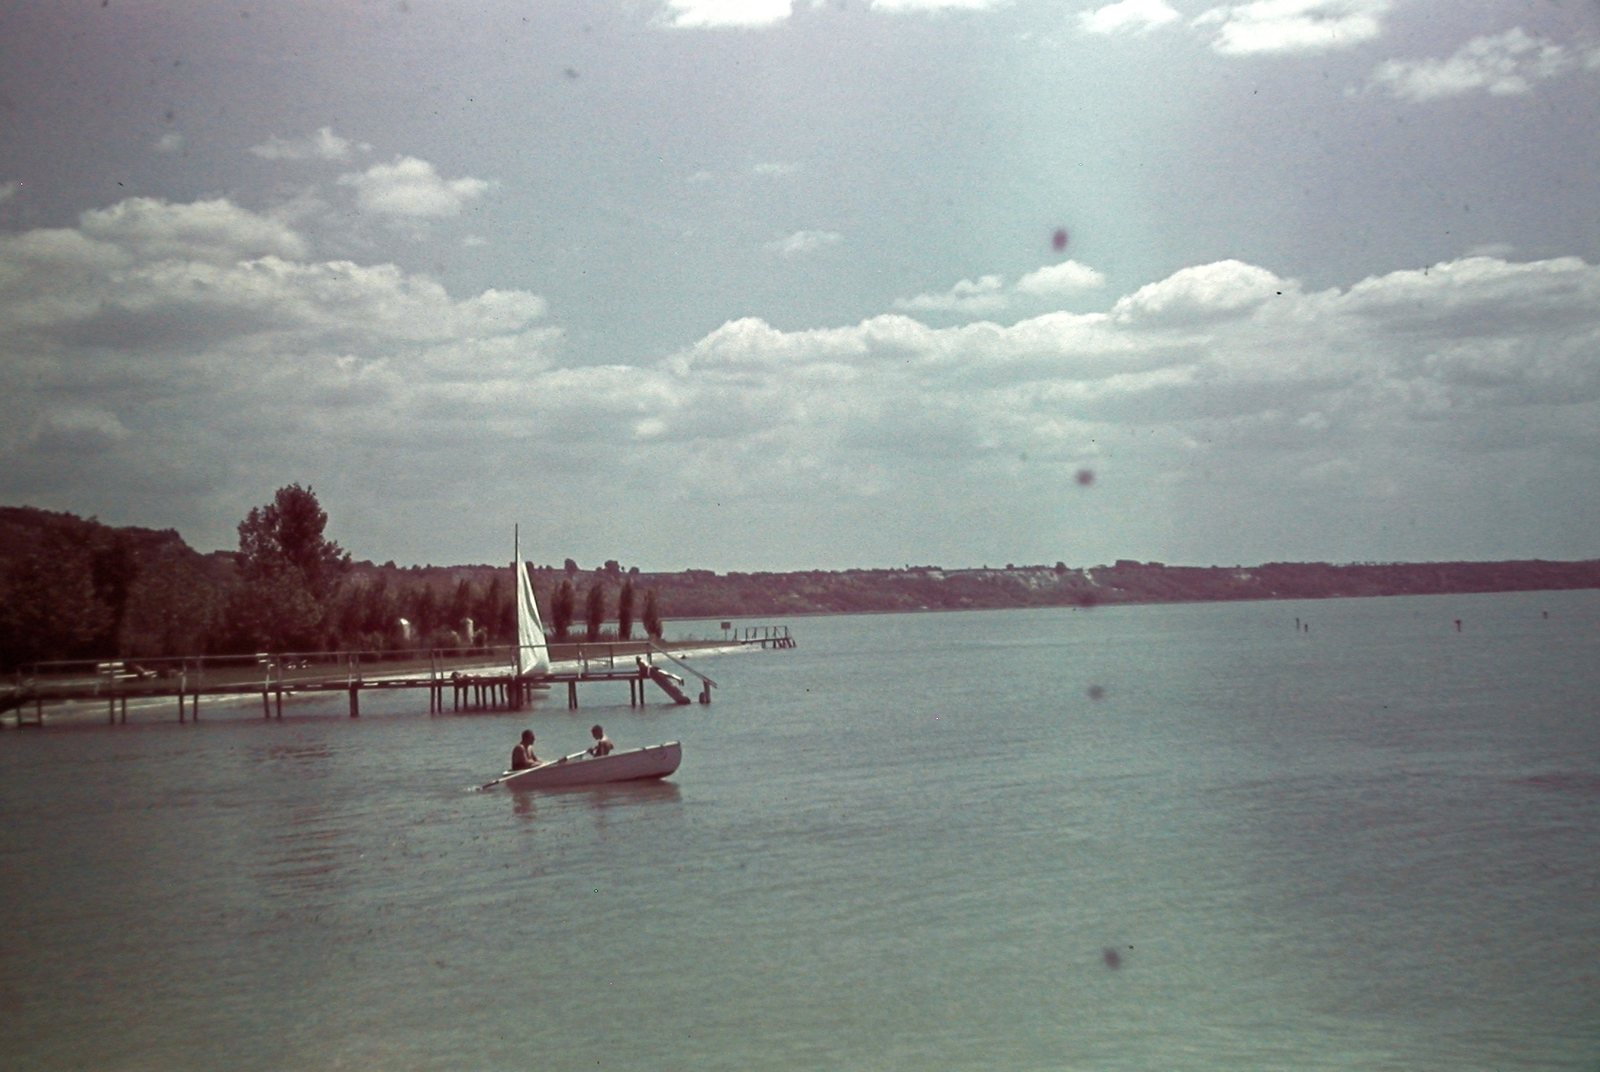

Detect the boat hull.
xmin=497 ymin=742 xmax=681 ymax=789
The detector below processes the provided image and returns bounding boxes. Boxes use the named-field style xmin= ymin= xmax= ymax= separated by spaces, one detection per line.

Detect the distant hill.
xmin=0 ymin=506 xmax=233 ymax=667
xmin=1 ymin=504 xmax=1595 ymax=667
xmin=577 ymin=558 xmax=1600 ymax=618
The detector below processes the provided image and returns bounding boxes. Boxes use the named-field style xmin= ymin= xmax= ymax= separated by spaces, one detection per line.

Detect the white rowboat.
xmin=490 ymin=741 xmax=682 ymax=790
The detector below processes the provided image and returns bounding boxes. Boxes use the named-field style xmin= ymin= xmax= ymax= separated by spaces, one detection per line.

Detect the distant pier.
xmin=3 ymin=632 xmax=791 ymax=728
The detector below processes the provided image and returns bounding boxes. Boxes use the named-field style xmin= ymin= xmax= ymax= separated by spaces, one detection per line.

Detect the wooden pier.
xmin=2 ymin=638 xmax=737 ymax=728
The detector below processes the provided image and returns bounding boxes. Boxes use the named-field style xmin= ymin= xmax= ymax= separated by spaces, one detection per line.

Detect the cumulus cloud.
xmin=897 ymin=261 xmax=1105 ymax=313
xmin=658 ymin=0 xmax=794 ymax=28
xmin=870 ymin=0 xmax=1008 ymax=11
xmin=0 ymin=197 xmax=550 ymax=399
xmin=78 ymin=197 xmax=309 ymax=264
xmin=155 ymin=132 xmax=184 ymax=153
xmin=1194 ymin=0 xmax=1391 ymax=55
xmin=767 ymin=230 xmax=844 ymax=256
xmin=337 ymin=156 xmax=491 ymax=218
xmin=30 ymin=409 xmax=130 ymax=456
xmin=1110 ymin=260 xmax=1287 ymax=326
xmin=7 ymin=199 xmax=1598 ymax=565
xmin=250 ymin=126 xmax=368 ymax=162
xmin=657 ymin=0 xmax=1002 ymax=28
xmin=896 ymin=275 xmax=1010 ymax=314
xmin=1079 ymin=0 xmax=1181 ymax=36
xmin=1368 ymin=28 xmax=1596 ymax=102
xmin=1016 ymin=261 xmax=1106 ymax=297
xmin=652 ymin=253 xmax=1600 ymax=511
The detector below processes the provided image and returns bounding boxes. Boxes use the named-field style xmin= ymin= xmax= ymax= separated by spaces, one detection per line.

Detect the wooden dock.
xmin=2 ymin=638 xmax=744 ymax=728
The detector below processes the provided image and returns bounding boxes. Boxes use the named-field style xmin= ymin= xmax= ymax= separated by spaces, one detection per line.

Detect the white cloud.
xmin=155 ymin=132 xmax=184 ymax=153
xmin=250 ymin=126 xmax=368 ymax=162
xmin=30 ymin=409 xmax=130 ymax=456
xmin=1194 ymin=0 xmax=1390 ymax=55
xmin=752 ymin=162 xmax=798 ymax=176
xmin=1016 ymin=260 xmax=1106 ymax=297
xmin=870 ymin=0 xmax=1008 ymax=12
xmin=767 ymin=230 xmax=844 ymax=256
xmin=658 ymin=0 xmax=794 ymax=28
xmin=0 ymin=182 xmax=19 ymax=205
xmin=1079 ymin=0 xmax=1180 ymax=36
xmin=8 ymin=200 xmax=1598 ymax=565
xmin=896 ymin=274 xmax=1010 ymax=314
xmin=897 ymin=261 xmax=1107 ymax=313
xmin=78 ymin=197 xmax=309 ymax=264
xmin=1110 ymin=260 xmax=1287 ymax=325
xmin=337 ymin=156 xmax=491 ymax=219
xmin=1368 ymin=28 xmax=1591 ymax=102
xmin=652 ymin=254 xmax=1600 ymax=499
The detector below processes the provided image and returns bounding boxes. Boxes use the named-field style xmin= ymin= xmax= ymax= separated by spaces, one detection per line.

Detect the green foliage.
xmin=550 ymin=579 xmax=574 ymax=640
xmin=616 ymin=580 xmax=635 ymax=641
xmin=0 ymin=527 xmax=113 ymax=665
xmin=236 ymin=484 xmax=349 ymax=600
xmin=119 ymin=541 xmax=222 ymax=658
xmin=584 ymin=584 xmax=606 ymax=641
xmin=642 ymin=588 xmax=662 ymax=639
xmin=230 ymin=484 xmax=350 ymax=651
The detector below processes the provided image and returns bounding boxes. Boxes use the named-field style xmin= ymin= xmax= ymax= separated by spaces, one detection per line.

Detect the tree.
xmin=408 ymin=583 xmax=438 ymax=642
xmin=237 ymin=484 xmax=349 ymax=601
xmin=616 ymin=580 xmax=635 ymax=641
xmin=0 ymin=527 xmax=113 ymax=666
xmin=551 ymin=580 xmax=574 ymax=640
xmin=584 ymin=584 xmax=606 ymax=641
xmin=231 ymin=484 xmax=350 ymax=651
xmin=448 ymin=578 xmax=475 ymax=636
xmin=563 ymin=558 xmax=579 ymax=577
xmin=642 ymin=588 xmax=662 ymax=639
xmin=90 ymin=532 xmax=138 ymax=652
xmin=474 ymin=574 xmax=508 ymax=644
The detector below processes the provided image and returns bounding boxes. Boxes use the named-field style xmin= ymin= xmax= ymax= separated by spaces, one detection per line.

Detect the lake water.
xmin=2 ymin=590 xmax=1598 ymax=1071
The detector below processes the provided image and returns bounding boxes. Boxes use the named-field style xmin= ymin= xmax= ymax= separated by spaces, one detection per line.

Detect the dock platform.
xmin=3 ymin=638 xmax=745 ymax=727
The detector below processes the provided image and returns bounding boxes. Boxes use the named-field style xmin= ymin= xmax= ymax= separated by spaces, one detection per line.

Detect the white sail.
xmin=514 ymin=526 xmax=550 ymax=677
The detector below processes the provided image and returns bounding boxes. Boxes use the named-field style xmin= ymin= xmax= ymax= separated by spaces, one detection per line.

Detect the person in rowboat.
xmin=588 ymin=725 xmax=614 ymax=757
xmin=511 ymin=730 xmax=539 ymax=771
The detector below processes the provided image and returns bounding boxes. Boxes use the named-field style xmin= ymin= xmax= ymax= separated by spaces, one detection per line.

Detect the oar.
xmin=480 ymin=750 xmax=591 ymax=790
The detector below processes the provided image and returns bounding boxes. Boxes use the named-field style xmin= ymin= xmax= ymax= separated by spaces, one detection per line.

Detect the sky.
xmin=2 ymin=0 xmax=1598 ymax=571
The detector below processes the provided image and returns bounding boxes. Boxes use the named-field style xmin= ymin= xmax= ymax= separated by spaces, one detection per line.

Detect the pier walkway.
xmin=3 ymin=633 xmax=787 ymax=728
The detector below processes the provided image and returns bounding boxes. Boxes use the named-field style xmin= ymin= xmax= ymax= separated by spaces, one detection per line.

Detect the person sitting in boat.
xmin=587 ymin=725 xmax=614 ymax=757
xmin=511 ymin=730 xmax=539 ymax=771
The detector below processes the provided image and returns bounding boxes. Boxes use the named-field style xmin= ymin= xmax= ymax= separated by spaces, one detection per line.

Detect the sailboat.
xmin=487 ymin=528 xmax=684 ymax=790
xmin=513 ymin=525 xmax=551 ymax=679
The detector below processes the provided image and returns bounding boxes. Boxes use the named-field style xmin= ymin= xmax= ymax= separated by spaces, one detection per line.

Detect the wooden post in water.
xmin=567 ymin=680 xmax=578 ymax=709
xmin=177 ymin=664 xmax=185 ymax=724
xmin=348 ymin=683 xmax=360 ymax=718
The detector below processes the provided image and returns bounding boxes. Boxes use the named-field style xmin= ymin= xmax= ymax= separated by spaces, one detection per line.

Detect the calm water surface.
xmin=3 ymin=591 xmax=1598 ymax=1071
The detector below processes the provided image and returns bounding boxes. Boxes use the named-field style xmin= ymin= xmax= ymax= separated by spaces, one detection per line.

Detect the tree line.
xmin=0 ymin=486 xmax=664 ymax=669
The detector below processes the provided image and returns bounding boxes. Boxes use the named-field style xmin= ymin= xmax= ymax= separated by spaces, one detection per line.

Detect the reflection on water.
xmin=507 ymin=777 xmax=682 ymax=821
